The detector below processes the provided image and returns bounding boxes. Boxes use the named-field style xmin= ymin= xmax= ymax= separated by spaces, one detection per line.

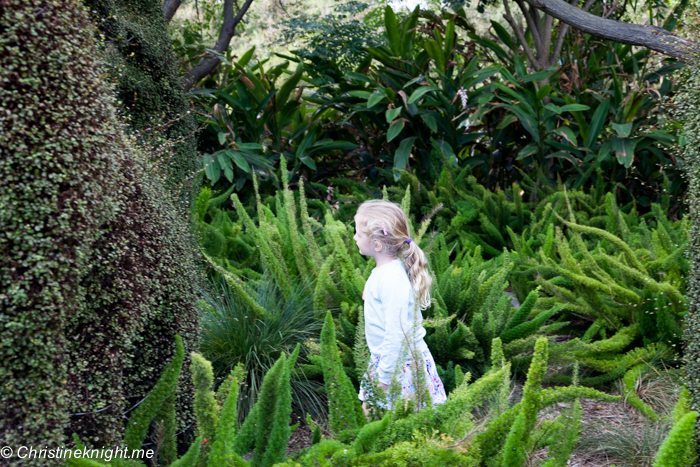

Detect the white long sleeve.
xmin=362 ymin=258 xmax=426 ymax=385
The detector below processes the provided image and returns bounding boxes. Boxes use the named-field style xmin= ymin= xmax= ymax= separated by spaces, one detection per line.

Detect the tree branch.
xmin=503 ymin=0 xmax=540 ymax=71
xmin=180 ymin=0 xmax=255 ymax=92
xmin=163 ymin=0 xmax=182 ymax=24
xmin=530 ymin=4 xmax=542 ymax=35
xmin=514 ymin=0 xmax=544 ymax=57
xmin=521 ymin=0 xmax=698 ymax=61
xmin=542 ymin=11 xmax=554 ymax=67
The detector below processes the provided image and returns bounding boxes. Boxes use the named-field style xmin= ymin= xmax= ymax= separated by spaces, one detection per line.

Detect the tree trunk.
xmin=2 ymin=0 xmax=204 ymax=459
xmin=88 ymin=0 xmax=201 ymax=210
xmin=180 ymin=0 xmax=255 ymax=91
xmin=163 ymin=0 xmax=182 ymax=23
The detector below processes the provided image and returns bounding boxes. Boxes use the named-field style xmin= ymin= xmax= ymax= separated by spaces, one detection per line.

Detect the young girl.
xmin=353 ymin=199 xmax=447 ymax=412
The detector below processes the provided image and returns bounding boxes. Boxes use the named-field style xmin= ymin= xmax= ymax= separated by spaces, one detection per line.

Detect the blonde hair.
xmin=355 ymin=199 xmax=433 ymax=310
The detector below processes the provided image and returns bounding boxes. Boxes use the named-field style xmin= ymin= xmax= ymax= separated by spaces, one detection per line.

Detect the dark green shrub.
xmin=1 ymin=0 xmax=202 ymax=456
xmin=87 ymin=0 xmax=201 ymax=202
xmin=198 ymin=269 xmax=325 ymax=425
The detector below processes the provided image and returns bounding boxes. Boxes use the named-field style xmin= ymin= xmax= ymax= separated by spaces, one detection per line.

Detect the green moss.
xmin=0 ymin=0 xmax=203 ymax=456
xmin=85 ymin=0 xmax=201 ymax=205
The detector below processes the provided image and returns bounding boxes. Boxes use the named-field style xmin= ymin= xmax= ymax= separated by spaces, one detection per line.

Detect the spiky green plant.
xmin=208 ymin=364 xmax=246 ymax=466
xmin=651 ymin=411 xmax=698 ymax=467
xmin=577 ymin=411 xmax=672 ymax=467
xmin=191 ymin=353 xmax=220 ymax=448
xmin=199 ymin=270 xmax=325 ymax=424
xmin=320 ymin=311 xmax=366 ymax=433
xmin=124 ymin=335 xmax=184 ymax=456
xmin=622 ymin=364 xmax=661 ymax=421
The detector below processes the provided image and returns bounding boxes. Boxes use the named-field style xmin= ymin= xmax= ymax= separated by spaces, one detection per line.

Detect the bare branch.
xmin=521 ymin=0 xmax=698 ymax=61
xmin=163 ymin=0 xmax=182 ymax=24
xmin=514 ymin=0 xmax=544 ymax=57
xmin=503 ymin=0 xmax=540 ymax=71
xmin=180 ymin=0 xmax=255 ymax=92
xmin=542 ymin=12 xmax=554 ymax=67
xmin=530 ymin=4 xmax=542 ymax=35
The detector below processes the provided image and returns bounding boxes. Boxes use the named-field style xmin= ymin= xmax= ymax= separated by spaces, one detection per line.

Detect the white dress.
xmin=358 ymin=258 xmax=446 ymax=409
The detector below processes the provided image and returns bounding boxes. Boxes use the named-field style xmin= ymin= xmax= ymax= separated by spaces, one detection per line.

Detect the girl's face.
xmin=353 ymin=218 xmax=377 ymax=256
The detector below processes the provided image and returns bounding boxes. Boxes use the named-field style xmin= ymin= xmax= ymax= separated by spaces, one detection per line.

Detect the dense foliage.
xmin=5 ymin=0 xmax=699 ymax=464
xmin=0 ymin=0 xmax=203 ymax=460
xmin=85 ymin=0 xmax=202 ymax=206
xmin=62 ymin=331 xmax=697 ymax=466
xmin=188 ymin=4 xmax=688 ymax=220
xmin=670 ymin=1 xmax=700 ymax=443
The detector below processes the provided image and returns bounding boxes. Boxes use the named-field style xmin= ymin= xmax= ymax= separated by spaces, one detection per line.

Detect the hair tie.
xmin=406 ymin=238 xmax=412 ymax=244
xmin=381 ymin=222 xmax=388 ymax=236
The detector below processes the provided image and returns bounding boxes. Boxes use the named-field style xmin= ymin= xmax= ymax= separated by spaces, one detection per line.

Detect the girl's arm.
xmin=375 ymin=278 xmax=412 ymax=385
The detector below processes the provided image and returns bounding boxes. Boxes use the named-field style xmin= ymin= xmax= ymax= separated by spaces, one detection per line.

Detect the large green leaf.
xmin=348 ymin=90 xmax=372 ymax=99
xmin=237 ymin=143 xmax=263 ymax=151
xmin=514 ymin=54 xmax=527 ymax=78
xmin=465 ymin=67 xmax=500 ymax=88
xmin=522 ymin=66 xmax=559 ymax=83
xmin=504 ymin=104 xmax=540 ymax=144
xmin=644 ymin=129 xmax=676 ymax=145
xmin=612 ymin=136 xmax=638 ymax=168
xmin=367 ymin=90 xmax=386 ymax=108
xmin=224 ymin=164 xmax=234 ymax=183
xmin=344 ymin=72 xmax=373 ymax=83
xmin=276 ymin=63 xmax=303 ymax=108
xmin=216 ymin=150 xmax=230 ymax=170
xmin=596 ymin=140 xmax=613 ymax=163
xmin=554 ymin=126 xmax=578 ymax=146
xmin=394 ymin=136 xmax=417 ymax=171
xmin=295 ymin=130 xmax=316 ymax=159
xmin=226 ymin=150 xmax=251 ymax=173
xmin=560 ymin=104 xmax=590 ymax=113
xmin=424 ymin=39 xmax=446 ymax=72
xmin=307 ymin=140 xmax=359 ymax=155
xmin=517 ymin=141 xmax=539 ymax=160
xmin=299 ymin=155 xmax=317 ymax=170
xmin=384 ymin=6 xmax=400 ymax=55
xmin=544 ymin=103 xmax=563 ymax=115
xmin=612 ymin=122 xmax=633 ymax=138
xmin=565 ymin=94 xmax=589 ymax=142
xmin=420 ymin=112 xmax=438 ymax=132
xmin=495 ymin=83 xmax=536 ymax=116
xmin=496 ymin=114 xmax=517 ymax=129
xmin=237 ymin=47 xmax=256 ymax=68
xmin=490 ymin=20 xmax=515 ymax=51
xmin=387 ymin=119 xmax=405 ymax=142
xmin=468 ymin=33 xmax=511 ymax=64
xmin=585 ymin=99 xmax=611 ymax=149
xmin=546 ymin=151 xmax=579 ymax=167
xmin=386 ymin=106 xmax=402 ymax=122
xmin=536 ymin=84 xmax=552 ymax=101
xmin=445 ymin=19 xmax=456 ymax=56
xmin=205 ymin=155 xmax=221 ymax=183
xmin=408 ymin=86 xmax=439 ymax=104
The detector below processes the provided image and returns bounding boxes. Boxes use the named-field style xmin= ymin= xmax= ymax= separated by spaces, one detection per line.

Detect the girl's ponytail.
xmin=401 ymin=240 xmax=433 ymax=310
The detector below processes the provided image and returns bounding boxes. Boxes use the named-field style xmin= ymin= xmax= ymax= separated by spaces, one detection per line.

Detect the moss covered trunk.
xmin=675 ymin=6 xmax=700 ymax=446
xmin=0 ymin=0 xmax=204 ymax=462
xmin=84 ymin=0 xmax=202 ymax=211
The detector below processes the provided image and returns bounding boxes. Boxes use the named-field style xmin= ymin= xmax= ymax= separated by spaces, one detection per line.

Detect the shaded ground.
xmin=286 ymin=412 xmax=313 ymax=456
